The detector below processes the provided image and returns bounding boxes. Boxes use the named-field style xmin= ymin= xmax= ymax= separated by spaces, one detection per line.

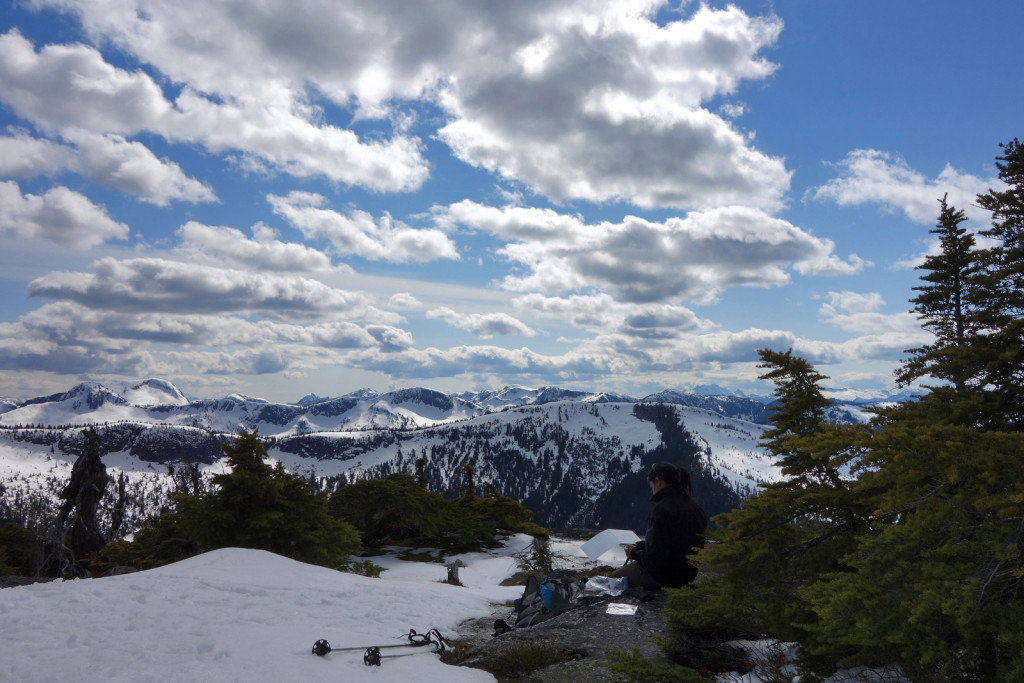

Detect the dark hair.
xmin=648 ymin=461 xmax=693 ymax=496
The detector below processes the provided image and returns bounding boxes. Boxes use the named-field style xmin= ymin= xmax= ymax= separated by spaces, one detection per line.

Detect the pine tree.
xmin=666 ymin=349 xmax=872 ymax=666
xmin=167 ymin=431 xmax=361 ymax=567
xmin=897 ymin=195 xmax=980 ymax=392
xmin=972 ymin=138 xmax=1024 ymax=428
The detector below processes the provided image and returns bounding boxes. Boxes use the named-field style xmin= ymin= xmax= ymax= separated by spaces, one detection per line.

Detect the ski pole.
xmin=311 ymin=628 xmax=447 ymax=658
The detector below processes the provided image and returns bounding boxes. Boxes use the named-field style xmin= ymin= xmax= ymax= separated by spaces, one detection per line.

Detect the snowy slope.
xmin=0 ymin=544 xmax=527 ymax=682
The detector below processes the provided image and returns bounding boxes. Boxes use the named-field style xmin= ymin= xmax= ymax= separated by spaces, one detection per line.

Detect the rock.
xmin=452 ymin=588 xmax=674 ymax=682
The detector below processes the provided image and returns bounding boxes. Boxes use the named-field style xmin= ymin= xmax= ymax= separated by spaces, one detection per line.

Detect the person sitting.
xmin=611 ymin=461 xmax=708 ymax=589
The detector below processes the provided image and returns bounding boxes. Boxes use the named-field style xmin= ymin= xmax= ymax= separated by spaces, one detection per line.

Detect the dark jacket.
xmin=633 ymin=484 xmax=707 ymax=588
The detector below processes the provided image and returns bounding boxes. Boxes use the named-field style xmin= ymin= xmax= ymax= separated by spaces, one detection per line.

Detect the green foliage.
xmin=173 ymin=431 xmax=361 ymax=566
xmin=106 ymin=431 xmax=361 ymax=570
xmin=801 ymin=423 xmax=1024 ymax=680
xmin=897 ymin=195 xmax=981 ymax=394
xmin=0 ymin=523 xmax=35 ymax=576
xmin=339 ymin=558 xmax=384 ymax=578
xmin=329 ymin=473 xmax=454 ymax=544
xmin=664 ymin=143 xmax=1024 ymax=681
xmin=474 ymin=642 xmax=585 ymax=678
xmin=605 ymin=648 xmax=714 ymax=682
xmin=329 ymin=473 xmax=545 ymax=553
xmin=968 ymin=138 xmax=1024 ymax=428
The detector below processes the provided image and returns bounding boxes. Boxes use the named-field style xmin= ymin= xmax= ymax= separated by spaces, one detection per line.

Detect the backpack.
xmin=512 ymin=570 xmax=583 ymax=628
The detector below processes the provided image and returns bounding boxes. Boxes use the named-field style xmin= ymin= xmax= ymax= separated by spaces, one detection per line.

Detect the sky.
xmin=0 ymin=0 xmax=1021 ymax=404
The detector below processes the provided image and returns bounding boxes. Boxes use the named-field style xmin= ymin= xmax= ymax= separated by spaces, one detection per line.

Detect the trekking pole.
xmin=311 ymin=628 xmax=447 ymax=664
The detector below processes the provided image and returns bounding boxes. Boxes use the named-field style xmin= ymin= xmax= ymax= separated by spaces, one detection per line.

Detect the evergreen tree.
xmin=972 ymin=138 xmax=1024 ymax=428
xmin=114 ymin=431 xmax=361 ymax=569
xmin=666 ymin=349 xmax=872 ymax=666
xmin=802 ymin=422 xmax=1024 ymax=680
xmin=897 ymin=195 xmax=981 ymax=393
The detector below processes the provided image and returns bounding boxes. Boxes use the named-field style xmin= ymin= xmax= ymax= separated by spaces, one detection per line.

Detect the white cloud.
xmin=808 ymin=149 xmax=997 ymax=224
xmin=17 ymin=1 xmax=790 ymax=209
xmin=0 ymin=129 xmax=216 ymax=205
xmin=0 ymin=180 xmax=129 ymax=248
xmin=0 ymin=29 xmax=428 ymax=192
xmin=176 ymin=222 xmax=340 ymax=273
xmin=439 ymin=201 xmax=865 ymax=303
xmin=426 ymin=307 xmax=536 ymax=338
xmin=0 ymin=300 xmax=412 ymax=376
xmin=268 ymin=192 xmax=459 ymax=263
xmin=0 ymin=129 xmax=75 ymax=176
xmin=818 ymin=290 xmax=923 ymax=337
xmin=513 ymin=292 xmax=713 ymax=339
xmin=66 ymin=131 xmax=217 ymax=205
xmin=436 ymin=3 xmax=788 ymax=209
xmin=27 ymin=256 xmax=398 ymax=322
xmin=387 ymin=292 xmax=425 ymax=310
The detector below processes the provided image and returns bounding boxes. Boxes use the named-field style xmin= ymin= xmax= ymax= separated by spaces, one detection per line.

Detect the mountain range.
xmin=0 ymin=378 xmax=901 ymax=533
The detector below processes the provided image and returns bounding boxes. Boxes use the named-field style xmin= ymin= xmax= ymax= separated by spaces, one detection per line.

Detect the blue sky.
xmin=0 ymin=0 xmax=1020 ymax=403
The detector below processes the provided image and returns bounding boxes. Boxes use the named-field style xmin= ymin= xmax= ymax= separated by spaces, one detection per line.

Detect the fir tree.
xmin=972 ymin=138 xmax=1024 ymax=428
xmin=897 ymin=195 xmax=980 ymax=393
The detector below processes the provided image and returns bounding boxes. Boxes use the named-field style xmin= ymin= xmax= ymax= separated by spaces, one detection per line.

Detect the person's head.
xmin=648 ymin=462 xmax=693 ymax=496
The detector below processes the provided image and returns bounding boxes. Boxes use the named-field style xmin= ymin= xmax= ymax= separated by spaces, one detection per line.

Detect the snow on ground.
xmin=0 ymin=532 xmax=899 ymax=683
xmin=0 ymin=539 xmax=533 ymax=683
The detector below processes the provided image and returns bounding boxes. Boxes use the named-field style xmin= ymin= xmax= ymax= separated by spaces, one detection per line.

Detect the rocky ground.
xmin=452 ymin=586 xmax=676 ymax=682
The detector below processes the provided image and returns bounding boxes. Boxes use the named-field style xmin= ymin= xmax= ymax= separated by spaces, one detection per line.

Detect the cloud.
xmin=268 ymin=191 xmax=459 ymax=263
xmin=0 ymin=29 xmax=428 ymax=192
xmin=808 ymin=149 xmax=997 ymax=223
xmin=0 ymin=180 xmax=129 ymax=248
xmin=818 ymin=291 xmax=923 ymax=337
xmin=0 ymin=129 xmax=75 ymax=175
xmin=436 ymin=3 xmax=789 ymax=209
xmin=0 ymin=129 xmax=216 ymax=205
xmin=176 ymin=222 xmax=340 ymax=273
xmin=387 ymin=292 xmax=424 ymax=310
xmin=27 ymin=257 xmax=397 ymax=321
xmin=0 ymin=300 xmax=412 ymax=376
xmin=17 ymin=2 xmax=790 ymax=209
xmin=426 ymin=307 xmax=536 ymax=338
xmin=439 ymin=201 xmax=865 ymax=303
xmin=513 ymin=292 xmax=712 ymax=339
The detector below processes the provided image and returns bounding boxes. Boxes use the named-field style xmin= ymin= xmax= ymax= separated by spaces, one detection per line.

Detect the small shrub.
xmin=605 ymin=648 xmax=714 ymax=682
xmin=339 ymin=559 xmax=384 ymax=578
xmin=478 ymin=642 xmax=585 ymax=679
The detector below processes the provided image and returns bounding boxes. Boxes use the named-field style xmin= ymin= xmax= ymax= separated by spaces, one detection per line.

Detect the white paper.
xmin=579 ymin=528 xmax=641 ymax=560
xmin=605 ymin=603 xmax=638 ymax=616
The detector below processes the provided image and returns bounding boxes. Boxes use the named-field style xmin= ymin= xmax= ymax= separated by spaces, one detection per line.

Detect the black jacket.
xmin=634 ymin=484 xmax=707 ymax=588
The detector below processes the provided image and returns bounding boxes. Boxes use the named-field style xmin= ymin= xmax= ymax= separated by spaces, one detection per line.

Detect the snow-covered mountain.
xmin=0 ymin=378 xmax=901 ymax=533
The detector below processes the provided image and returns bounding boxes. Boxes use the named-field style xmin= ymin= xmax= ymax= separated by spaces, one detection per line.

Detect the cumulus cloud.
xmin=268 ymin=191 xmax=459 ymax=263
xmin=176 ymin=222 xmax=340 ymax=273
xmin=27 ymin=257 xmax=398 ymax=322
xmin=436 ymin=3 xmax=789 ymax=209
xmin=818 ymin=291 xmax=923 ymax=337
xmin=513 ymin=292 xmax=712 ymax=339
xmin=17 ymin=1 xmax=789 ymax=209
xmin=426 ymin=307 xmax=536 ymax=338
xmin=0 ymin=129 xmax=75 ymax=176
xmin=0 ymin=180 xmax=129 ymax=248
xmin=808 ymin=149 xmax=997 ymax=224
xmin=0 ymin=129 xmax=216 ymax=204
xmin=0 ymin=300 xmax=411 ymax=376
xmin=439 ymin=201 xmax=865 ymax=303
xmin=0 ymin=29 xmax=428 ymax=192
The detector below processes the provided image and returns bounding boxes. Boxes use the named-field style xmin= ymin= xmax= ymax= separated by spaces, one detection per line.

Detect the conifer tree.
xmin=667 ymin=349 xmax=871 ymax=660
xmin=897 ymin=195 xmax=980 ymax=393
xmin=972 ymin=138 xmax=1024 ymax=428
xmin=170 ymin=431 xmax=361 ymax=567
